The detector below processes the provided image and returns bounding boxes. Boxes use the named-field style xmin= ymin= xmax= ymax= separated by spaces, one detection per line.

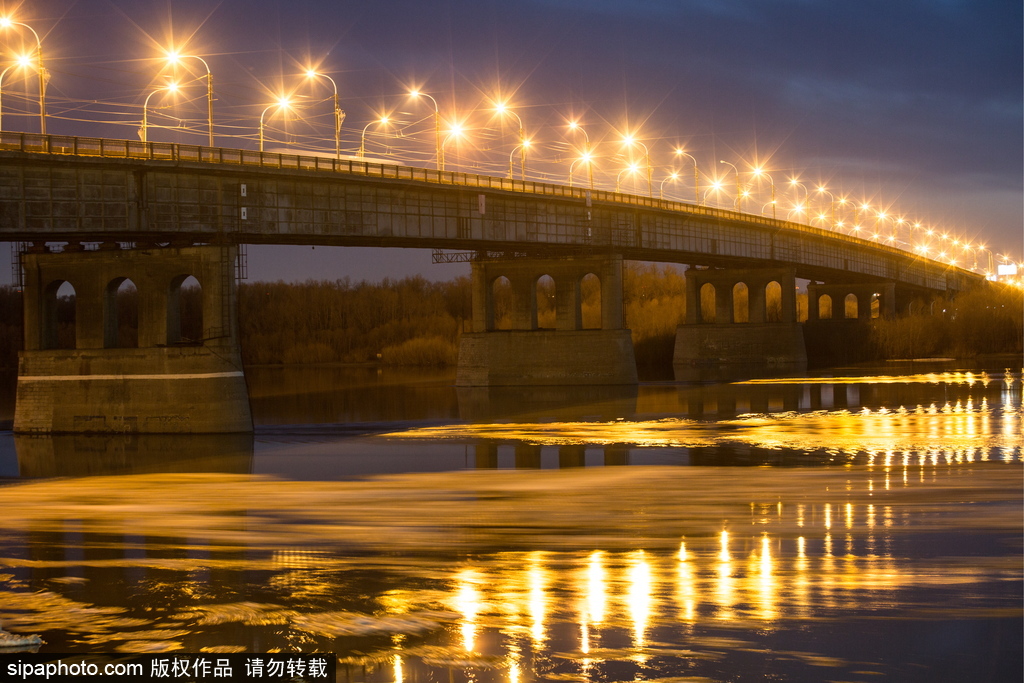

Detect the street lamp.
xmin=674 ymin=148 xmax=700 ymax=204
xmin=495 ymin=102 xmax=526 ymax=180
xmin=359 ymin=115 xmax=390 ymax=158
xmin=622 ymin=135 xmax=652 ymax=197
xmin=702 ymin=180 xmax=725 ymax=207
xmin=569 ymin=152 xmax=593 ymax=188
xmin=441 ymin=123 xmax=465 ymax=169
xmin=568 ymin=121 xmax=594 ymax=189
xmin=165 ymin=50 xmax=214 ymax=147
xmin=815 ymin=186 xmax=835 ymax=228
xmin=409 ymin=89 xmax=442 ymax=171
xmin=751 ymin=167 xmax=776 ymax=219
xmin=0 ymin=54 xmax=33 ymax=132
xmin=305 ymin=69 xmax=344 ymax=159
xmin=259 ymin=97 xmax=292 ymax=152
xmin=0 ymin=17 xmax=46 ymax=134
xmin=788 ymin=179 xmax=808 ymax=223
xmin=659 ymin=171 xmax=680 ymax=200
xmin=719 ymin=160 xmax=743 ymax=210
xmin=616 ymin=163 xmax=640 ymax=193
xmin=141 ymin=81 xmax=180 ymax=143
xmin=509 ymin=139 xmax=531 ymax=180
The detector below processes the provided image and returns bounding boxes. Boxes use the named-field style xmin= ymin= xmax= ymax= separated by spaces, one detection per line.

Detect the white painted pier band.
xmin=19 ymin=371 xmax=245 ymax=381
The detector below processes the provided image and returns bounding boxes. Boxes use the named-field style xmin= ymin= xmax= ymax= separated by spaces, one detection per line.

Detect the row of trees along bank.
xmin=0 ymin=267 xmax=1018 ymax=369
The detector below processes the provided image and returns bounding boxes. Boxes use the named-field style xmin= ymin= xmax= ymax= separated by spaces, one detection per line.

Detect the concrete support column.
xmin=716 ymin=283 xmax=733 ymax=323
xmin=600 ymin=255 xmax=625 ymax=330
xmin=684 ymin=270 xmax=699 ymax=324
xmin=471 ymin=263 xmax=490 ymax=332
xmin=806 ymin=284 xmax=820 ymax=321
xmin=748 ymin=279 xmax=767 ymax=323
xmin=555 ymin=276 xmax=581 ymax=331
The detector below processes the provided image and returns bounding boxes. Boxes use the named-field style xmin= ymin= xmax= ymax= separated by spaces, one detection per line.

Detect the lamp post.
xmin=0 ymin=18 xmax=45 ymax=134
xmin=616 ymin=164 xmax=640 ymax=193
xmin=165 ymin=50 xmax=214 ymax=147
xmin=259 ymin=98 xmax=292 ymax=152
xmin=622 ymin=136 xmax=652 ymax=197
xmin=141 ymin=81 xmax=179 ymax=143
xmin=306 ymin=69 xmax=344 ymax=159
xmin=719 ymin=160 xmax=743 ymax=210
xmin=788 ymin=179 xmax=808 ymax=223
xmin=751 ymin=167 xmax=776 ymax=219
xmin=441 ymin=123 xmax=465 ymax=170
xmin=569 ymin=153 xmax=592 ymax=188
xmin=509 ymin=139 xmax=530 ymax=180
xmin=568 ymin=121 xmax=594 ymax=189
xmin=359 ymin=116 xmax=390 ymax=158
xmin=409 ymin=90 xmax=442 ymax=170
xmin=495 ymin=103 xmax=526 ymax=180
xmin=702 ymin=180 xmax=725 ymax=207
xmin=0 ymin=55 xmax=34 ymax=131
xmin=659 ymin=171 xmax=680 ymax=200
xmin=674 ymin=148 xmax=700 ymax=204
xmin=815 ymin=186 xmax=835 ymax=229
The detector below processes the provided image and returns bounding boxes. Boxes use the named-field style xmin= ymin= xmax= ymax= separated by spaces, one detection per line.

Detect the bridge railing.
xmin=0 ymin=130 xmax=953 ymax=267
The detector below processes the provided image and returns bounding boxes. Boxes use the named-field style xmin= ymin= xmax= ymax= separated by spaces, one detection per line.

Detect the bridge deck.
xmin=0 ymin=132 xmax=980 ymax=293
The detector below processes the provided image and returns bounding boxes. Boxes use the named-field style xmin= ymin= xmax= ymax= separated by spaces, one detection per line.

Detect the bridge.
xmin=0 ymin=132 xmax=985 ymax=433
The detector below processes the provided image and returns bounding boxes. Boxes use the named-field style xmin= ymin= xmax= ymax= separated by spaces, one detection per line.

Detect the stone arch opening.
xmin=581 ymin=273 xmax=602 ymax=329
xmin=699 ymin=283 xmax=717 ymax=323
xmin=168 ymin=274 xmax=204 ymax=344
xmin=870 ymin=293 xmax=881 ymax=319
xmin=818 ymin=294 xmax=833 ymax=320
xmin=844 ymin=293 xmax=859 ymax=319
xmin=536 ymin=274 xmax=555 ymax=329
xmin=491 ymin=276 xmax=513 ymax=330
xmin=732 ymin=282 xmax=749 ymax=323
xmin=765 ymin=281 xmax=783 ymax=322
xmin=104 ymin=277 xmax=139 ymax=348
xmin=42 ymin=280 xmax=76 ymax=350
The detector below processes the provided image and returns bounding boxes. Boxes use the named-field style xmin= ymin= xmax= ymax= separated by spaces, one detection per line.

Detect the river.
xmin=0 ymin=361 xmax=1020 ymax=682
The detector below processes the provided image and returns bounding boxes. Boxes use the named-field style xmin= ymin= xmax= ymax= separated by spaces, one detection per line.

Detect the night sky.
xmin=1 ymin=0 xmax=1020 ymax=283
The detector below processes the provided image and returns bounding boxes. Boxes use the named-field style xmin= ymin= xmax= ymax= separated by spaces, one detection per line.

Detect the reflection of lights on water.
xmin=627 ymin=550 xmax=653 ymax=656
xmin=454 ymin=568 xmax=482 ymax=651
xmin=676 ymin=540 xmax=696 ymax=622
xmin=586 ymin=550 xmax=606 ymax=626
xmin=845 ymin=503 xmax=854 ymax=529
xmin=824 ymin=503 xmax=832 ymax=530
xmin=716 ymin=531 xmax=734 ymax=620
xmin=757 ymin=535 xmax=777 ymax=622
xmin=528 ymin=551 xmax=547 ymax=647
xmin=392 ymin=655 xmax=403 ymax=683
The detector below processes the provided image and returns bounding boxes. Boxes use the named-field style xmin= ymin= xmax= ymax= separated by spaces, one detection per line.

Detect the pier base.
xmin=673 ymin=322 xmax=807 ymax=382
xmin=15 ymin=347 xmax=251 ymax=433
xmin=456 ymin=330 xmax=637 ymax=386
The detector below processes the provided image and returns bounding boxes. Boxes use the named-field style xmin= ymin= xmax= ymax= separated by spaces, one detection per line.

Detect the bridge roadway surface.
xmin=0 ymin=132 xmax=980 ymax=293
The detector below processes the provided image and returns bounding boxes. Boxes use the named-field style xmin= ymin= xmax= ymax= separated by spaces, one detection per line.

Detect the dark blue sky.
xmin=2 ymin=0 xmax=1020 ymax=282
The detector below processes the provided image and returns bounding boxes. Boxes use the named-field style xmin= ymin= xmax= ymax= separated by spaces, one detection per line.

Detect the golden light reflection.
xmin=676 ymin=540 xmax=696 ymax=622
xmin=757 ymin=534 xmax=777 ymax=621
xmin=528 ymin=551 xmax=548 ymax=648
xmin=585 ymin=550 xmax=606 ymax=626
xmin=626 ymin=550 xmax=653 ymax=656
xmin=454 ymin=568 xmax=482 ymax=651
xmin=393 ymin=654 xmax=403 ymax=683
xmin=715 ymin=531 xmax=735 ymax=620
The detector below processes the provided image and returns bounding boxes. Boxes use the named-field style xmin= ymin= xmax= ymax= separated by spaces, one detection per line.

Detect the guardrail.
xmin=0 ymin=130 xmax=972 ymax=275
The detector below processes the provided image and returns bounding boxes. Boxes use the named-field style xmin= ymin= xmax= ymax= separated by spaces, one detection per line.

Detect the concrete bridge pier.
xmin=674 ymin=266 xmax=807 ymax=381
xmin=456 ymin=254 xmax=638 ymax=386
xmin=15 ymin=244 xmax=252 ymax=433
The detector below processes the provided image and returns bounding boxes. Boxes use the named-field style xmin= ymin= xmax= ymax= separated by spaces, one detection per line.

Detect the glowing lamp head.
xmin=0 ymin=18 xmax=11 ymax=28
xmin=579 ymin=152 xmax=592 ymax=163
xmin=494 ymin=102 xmax=507 ymax=114
xmin=670 ymin=172 xmax=679 ymax=179
xmin=521 ymin=139 xmax=531 ymax=148
xmin=15 ymin=54 xmax=32 ymax=67
xmin=166 ymin=82 xmax=179 ymax=93
xmin=305 ymin=69 xmax=318 ymax=79
xmin=277 ymin=97 xmax=291 ymax=109
xmin=448 ymin=123 xmax=464 ymax=137
xmin=409 ymin=89 xmax=421 ymax=98
xmin=166 ymin=50 xmax=181 ymax=64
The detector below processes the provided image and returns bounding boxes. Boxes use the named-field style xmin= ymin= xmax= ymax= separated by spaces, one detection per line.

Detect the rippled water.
xmin=0 ymin=363 xmax=1020 ymax=682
